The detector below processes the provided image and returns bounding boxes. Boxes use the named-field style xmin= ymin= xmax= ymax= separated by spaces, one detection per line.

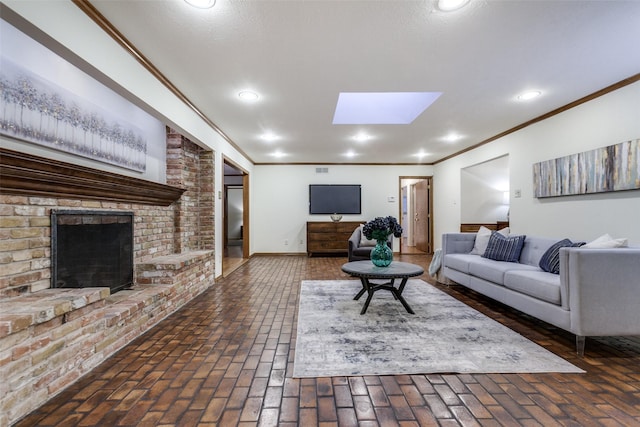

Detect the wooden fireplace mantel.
xmin=0 ymin=148 xmax=185 ymax=206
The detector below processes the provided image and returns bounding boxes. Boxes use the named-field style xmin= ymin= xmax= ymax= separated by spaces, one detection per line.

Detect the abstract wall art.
xmin=533 ymin=139 xmax=640 ymax=198
xmin=0 ymin=19 xmax=160 ymax=172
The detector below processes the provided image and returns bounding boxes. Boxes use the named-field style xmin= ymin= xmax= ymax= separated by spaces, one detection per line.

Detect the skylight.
xmin=332 ymin=92 xmax=442 ymax=125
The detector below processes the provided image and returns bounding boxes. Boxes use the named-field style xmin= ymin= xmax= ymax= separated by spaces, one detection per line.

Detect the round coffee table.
xmin=341 ymin=261 xmax=424 ymax=315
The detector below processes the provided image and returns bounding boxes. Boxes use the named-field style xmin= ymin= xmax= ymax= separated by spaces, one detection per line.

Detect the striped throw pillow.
xmin=482 ymin=232 xmax=526 ymax=263
xmin=539 ymin=239 xmax=585 ymax=274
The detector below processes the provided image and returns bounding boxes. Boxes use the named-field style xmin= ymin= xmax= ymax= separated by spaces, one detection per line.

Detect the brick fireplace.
xmin=0 ymin=129 xmax=216 ymax=426
xmin=51 ymin=210 xmax=134 ymax=293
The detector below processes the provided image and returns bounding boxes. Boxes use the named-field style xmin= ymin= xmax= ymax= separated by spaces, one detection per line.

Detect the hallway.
xmin=222 ymin=243 xmax=247 ymax=277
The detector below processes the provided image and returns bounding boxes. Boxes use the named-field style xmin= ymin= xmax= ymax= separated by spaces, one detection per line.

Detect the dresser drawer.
xmin=306 ymin=221 xmax=361 ymax=256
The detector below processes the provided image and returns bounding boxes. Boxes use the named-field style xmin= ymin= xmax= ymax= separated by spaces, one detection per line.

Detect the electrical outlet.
xmin=514 ymin=189 xmax=522 ymax=198
xmin=284 ymin=239 xmax=288 ymax=245
xmin=299 ymin=239 xmax=303 ymax=245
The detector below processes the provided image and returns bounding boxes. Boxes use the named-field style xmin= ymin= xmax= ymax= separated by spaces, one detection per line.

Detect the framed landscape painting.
xmin=533 ymin=139 xmax=640 ymax=198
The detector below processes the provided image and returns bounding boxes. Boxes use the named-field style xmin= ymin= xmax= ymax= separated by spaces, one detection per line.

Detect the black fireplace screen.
xmin=51 ymin=210 xmax=134 ymax=293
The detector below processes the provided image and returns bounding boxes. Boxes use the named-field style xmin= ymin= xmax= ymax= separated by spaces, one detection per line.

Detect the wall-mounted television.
xmin=309 ymin=184 xmax=361 ymax=214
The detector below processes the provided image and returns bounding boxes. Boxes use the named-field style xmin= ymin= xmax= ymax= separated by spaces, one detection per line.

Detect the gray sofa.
xmin=441 ymin=233 xmax=640 ymax=355
xmin=348 ymin=226 xmax=393 ymax=262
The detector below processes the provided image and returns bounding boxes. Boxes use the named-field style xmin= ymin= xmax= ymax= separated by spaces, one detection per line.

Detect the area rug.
xmin=293 ymin=279 xmax=584 ymax=377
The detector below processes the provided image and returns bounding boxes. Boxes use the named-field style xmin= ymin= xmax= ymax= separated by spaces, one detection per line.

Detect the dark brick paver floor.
xmin=15 ymin=255 xmax=640 ymax=426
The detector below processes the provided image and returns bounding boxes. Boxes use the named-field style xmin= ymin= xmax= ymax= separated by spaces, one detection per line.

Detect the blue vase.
xmin=371 ymin=239 xmax=393 ymax=267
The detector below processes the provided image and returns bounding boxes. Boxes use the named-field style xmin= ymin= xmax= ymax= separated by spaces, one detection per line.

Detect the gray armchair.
xmin=348 ymin=226 xmax=393 ymax=262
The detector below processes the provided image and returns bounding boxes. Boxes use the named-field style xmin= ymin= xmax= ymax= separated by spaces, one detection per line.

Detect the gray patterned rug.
xmin=293 ymin=279 xmax=584 ymax=377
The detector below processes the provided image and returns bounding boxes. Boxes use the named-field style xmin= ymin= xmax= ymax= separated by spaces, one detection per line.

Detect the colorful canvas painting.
xmin=533 ymin=139 xmax=640 ymax=198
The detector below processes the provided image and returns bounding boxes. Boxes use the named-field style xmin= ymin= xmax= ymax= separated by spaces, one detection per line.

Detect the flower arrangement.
xmin=362 ymin=216 xmax=403 ymax=242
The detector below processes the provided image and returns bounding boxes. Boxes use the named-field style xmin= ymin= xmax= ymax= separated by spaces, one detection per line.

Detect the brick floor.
xmin=14 ymin=255 xmax=640 ymax=426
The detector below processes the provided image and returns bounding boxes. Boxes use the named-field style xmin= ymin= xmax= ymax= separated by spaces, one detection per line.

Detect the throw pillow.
xmin=539 ymin=239 xmax=585 ymax=274
xmin=582 ymin=233 xmax=629 ymax=248
xmin=470 ymin=226 xmax=510 ymax=255
xmin=482 ymin=232 xmax=526 ymax=263
xmin=359 ymin=224 xmax=377 ymax=247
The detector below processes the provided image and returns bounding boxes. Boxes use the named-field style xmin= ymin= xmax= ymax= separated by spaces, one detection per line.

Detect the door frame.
xmin=222 ymin=157 xmax=250 ymax=265
xmin=398 ymin=176 xmax=433 ymax=254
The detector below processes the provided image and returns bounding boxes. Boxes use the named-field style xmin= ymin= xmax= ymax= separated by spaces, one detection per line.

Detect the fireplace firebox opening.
xmin=51 ymin=210 xmax=134 ymax=293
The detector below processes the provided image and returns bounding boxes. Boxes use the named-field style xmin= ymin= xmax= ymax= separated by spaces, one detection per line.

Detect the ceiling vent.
xmin=315 ymin=167 xmax=329 ymax=174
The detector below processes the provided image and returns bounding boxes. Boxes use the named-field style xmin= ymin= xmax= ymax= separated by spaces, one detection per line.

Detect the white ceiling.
xmin=87 ymin=0 xmax=640 ymax=165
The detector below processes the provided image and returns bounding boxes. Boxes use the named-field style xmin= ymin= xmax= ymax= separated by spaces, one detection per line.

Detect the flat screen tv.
xmin=309 ymin=184 xmax=361 ymax=214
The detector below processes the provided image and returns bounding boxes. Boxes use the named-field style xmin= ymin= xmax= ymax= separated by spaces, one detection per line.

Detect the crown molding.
xmin=435 ymin=73 xmax=640 ymax=164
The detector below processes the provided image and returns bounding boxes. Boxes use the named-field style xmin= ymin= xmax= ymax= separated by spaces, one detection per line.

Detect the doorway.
xmin=399 ymin=176 xmax=433 ymax=255
xmin=223 ymin=159 xmax=249 ymax=276
xmin=460 ymin=155 xmax=510 ymax=232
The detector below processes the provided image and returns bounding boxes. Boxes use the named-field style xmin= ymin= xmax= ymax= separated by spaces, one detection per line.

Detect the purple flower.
xmin=362 ymin=216 xmax=403 ymax=241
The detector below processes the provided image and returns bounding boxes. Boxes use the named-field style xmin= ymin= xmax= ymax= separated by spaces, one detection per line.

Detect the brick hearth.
xmin=0 ymin=129 xmax=216 ymax=426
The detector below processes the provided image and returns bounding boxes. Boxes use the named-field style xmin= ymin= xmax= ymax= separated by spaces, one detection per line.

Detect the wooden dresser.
xmin=306 ymin=221 xmax=362 ymax=256
xmin=460 ymin=222 xmax=509 ymax=232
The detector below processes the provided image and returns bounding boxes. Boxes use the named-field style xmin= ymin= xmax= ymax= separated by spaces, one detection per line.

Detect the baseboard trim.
xmin=251 ymin=252 xmax=307 ymax=257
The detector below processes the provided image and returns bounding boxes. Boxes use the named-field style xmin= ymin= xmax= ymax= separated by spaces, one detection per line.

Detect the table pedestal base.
xmin=354 ymin=277 xmax=414 ymax=315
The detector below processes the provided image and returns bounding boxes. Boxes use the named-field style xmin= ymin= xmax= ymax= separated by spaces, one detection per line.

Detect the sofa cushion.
xmin=352 ymin=247 xmax=373 ymax=257
xmin=503 ymin=270 xmax=562 ymax=305
xmin=518 ymin=236 xmax=558 ymax=267
xmin=470 ymin=226 xmax=509 ymax=255
xmin=444 ymin=253 xmax=478 ymax=274
xmin=468 ymin=257 xmax=538 ymax=285
xmin=539 ymin=239 xmax=585 ymax=274
xmin=482 ymin=232 xmax=526 ymax=262
xmin=583 ymin=233 xmax=629 ymax=248
xmin=359 ymin=224 xmax=376 ymax=247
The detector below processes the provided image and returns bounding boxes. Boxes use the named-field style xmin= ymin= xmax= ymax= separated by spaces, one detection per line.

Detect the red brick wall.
xmin=0 ymin=197 xmax=175 ymax=299
xmin=0 ymin=196 xmax=51 ymax=297
xmin=167 ymin=128 xmax=214 ymax=253
xmin=0 ymin=128 xmax=215 ymax=298
xmin=0 ymin=129 xmax=217 ymax=426
xmin=199 ymin=150 xmax=215 ymax=251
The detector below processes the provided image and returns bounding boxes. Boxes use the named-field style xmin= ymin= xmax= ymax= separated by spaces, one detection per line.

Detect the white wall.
xmin=435 ymin=81 xmax=640 ymax=248
xmin=252 ymin=165 xmax=433 ymax=253
xmin=461 ymin=172 xmax=509 ymax=223
xmin=227 ymin=187 xmax=244 ymax=239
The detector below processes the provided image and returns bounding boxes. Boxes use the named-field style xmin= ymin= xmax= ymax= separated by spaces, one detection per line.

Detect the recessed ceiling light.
xmin=184 ymin=0 xmax=216 ymax=9
xmin=353 ymin=133 xmax=370 ymax=142
xmin=345 ymin=150 xmax=357 ymax=158
xmin=238 ymin=90 xmax=259 ymax=101
xmin=271 ymin=150 xmax=286 ymax=158
xmin=437 ymin=0 xmax=470 ymax=12
xmin=414 ymin=151 xmax=430 ymax=159
xmin=442 ymin=133 xmax=462 ymax=143
xmin=517 ymin=90 xmax=542 ymax=101
xmin=260 ymin=132 xmax=278 ymax=142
